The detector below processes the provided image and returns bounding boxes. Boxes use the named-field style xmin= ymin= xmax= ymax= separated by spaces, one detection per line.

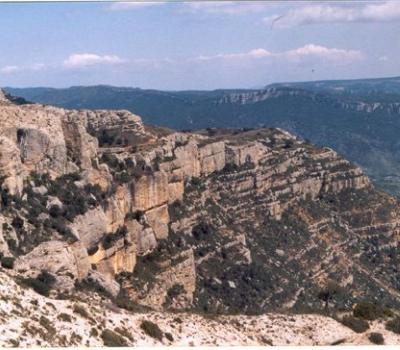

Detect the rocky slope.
xmin=0 ymin=90 xmax=399 ymax=345
xmin=2 ymin=269 xmax=400 ymax=347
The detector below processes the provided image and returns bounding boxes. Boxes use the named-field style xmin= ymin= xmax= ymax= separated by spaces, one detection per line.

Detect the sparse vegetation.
xmin=165 ymin=332 xmax=174 ymax=342
xmin=353 ymin=301 xmax=383 ymax=321
xmin=340 ymin=316 xmax=370 ymax=333
xmin=140 ymin=320 xmax=163 ymax=341
xmin=368 ymin=332 xmax=384 ymax=345
xmin=73 ymin=304 xmax=92 ymax=320
xmin=57 ymin=313 xmax=72 ymax=322
xmin=101 ymin=329 xmax=128 ymax=347
xmin=17 ymin=270 xmax=56 ymax=297
xmin=317 ymin=281 xmax=343 ymax=310
xmin=90 ymin=327 xmax=99 ymax=337
xmin=386 ymin=317 xmax=400 ymax=334
xmin=114 ymin=327 xmax=134 ymax=342
xmin=39 ymin=316 xmax=56 ymax=337
xmin=1 ymin=256 xmax=15 ymax=269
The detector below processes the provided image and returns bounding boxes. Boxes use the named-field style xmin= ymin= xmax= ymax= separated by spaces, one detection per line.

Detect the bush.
xmin=173 ymin=317 xmax=182 ymax=324
xmin=49 ymin=205 xmax=62 ymax=218
xmin=74 ymin=277 xmax=113 ymax=299
xmin=73 ymin=304 xmax=91 ymax=320
xmin=317 ymin=281 xmax=343 ymax=308
xmin=115 ymin=290 xmax=136 ymax=311
xmin=368 ymin=332 xmax=384 ymax=345
xmin=165 ymin=332 xmax=174 ymax=342
xmin=386 ymin=317 xmax=400 ymax=334
xmin=125 ymin=210 xmax=144 ymax=221
xmin=340 ymin=315 xmax=370 ymax=333
xmin=167 ymin=284 xmax=184 ymax=299
xmin=114 ymin=289 xmax=151 ymax=313
xmin=192 ymin=222 xmax=214 ymax=241
xmin=190 ymin=177 xmax=202 ymax=187
xmin=1 ymin=256 xmax=15 ymax=269
xmin=140 ymin=320 xmax=163 ymax=341
xmin=90 ymin=327 xmax=99 ymax=337
xmin=18 ymin=270 xmax=56 ymax=297
xmin=353 ymin=302 xmax=383 ymax=320
xmin=101 ymin=329 xmax=127 ymax=347
xmin=11 ymin=216 xmax=24 ymax=230
xmin=102 ymin=226 xmax=128 ymax=250
xmin=87 ymin=245 xmax=99 ymax=256
xmin=39 ymin=316 xmax=56 ymax=336
xmin=164 ymin=284 xmax=184 ymax=307
xmin=114 ymin=327 xmax=133 ymax=342
xmin=57 ymin=313 xmax=72 ymax=322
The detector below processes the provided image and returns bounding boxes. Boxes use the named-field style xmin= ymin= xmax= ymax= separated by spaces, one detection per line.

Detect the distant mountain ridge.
xmin=268 ymin=76 xmax=400 ymax=95
xmin=6 ymin=76 xmax=400 ymax=196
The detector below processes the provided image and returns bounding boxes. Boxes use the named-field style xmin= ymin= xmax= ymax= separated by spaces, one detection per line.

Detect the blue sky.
xmin=0 ymin=1 xmax=399 ymax=90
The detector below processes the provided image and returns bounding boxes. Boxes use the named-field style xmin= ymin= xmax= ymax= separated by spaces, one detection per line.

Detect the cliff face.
xmin=0 ymin=91 xmax=398 ymax=316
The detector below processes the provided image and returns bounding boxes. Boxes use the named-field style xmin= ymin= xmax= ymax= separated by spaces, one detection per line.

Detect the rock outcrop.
xmin=0 ymin=89 xmax=399 ymax=320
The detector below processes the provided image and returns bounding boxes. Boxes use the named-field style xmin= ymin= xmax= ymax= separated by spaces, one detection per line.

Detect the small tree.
xmin=317 ymin=280 xmax=342 ymax=310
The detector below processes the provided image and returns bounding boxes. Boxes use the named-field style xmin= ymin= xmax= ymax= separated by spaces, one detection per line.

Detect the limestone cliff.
xmin=0 ymin=89 xmax=399 ymax=319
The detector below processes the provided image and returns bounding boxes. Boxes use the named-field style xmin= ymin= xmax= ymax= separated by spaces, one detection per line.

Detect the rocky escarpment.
xmin=0 ymin=90 xmax=399 ymax=335
xmin=218 ymin=87 xmax=400 ymax=115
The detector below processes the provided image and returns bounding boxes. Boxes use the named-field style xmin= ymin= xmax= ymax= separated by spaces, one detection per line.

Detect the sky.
xmin=0 ymin=0 xmax=399 ymax=90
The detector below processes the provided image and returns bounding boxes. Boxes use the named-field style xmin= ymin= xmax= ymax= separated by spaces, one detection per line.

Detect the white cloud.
xmin=264 ymin=1 xmax=400 ymax=27
xmin=379 ymin=55 xmax=389 ymax=62
xmin=0 ymin=65 xmax=20 ymax=74
xmin=183 ymin=1 xmax=271 ymax=15
xmin=63 ymin=53 xmax=126 ymax=68
xmin=108 ymin=1 xmax=163 ymax=11
xmin=30 ymin=63 xmax=46 ymax=71
xmin=196 ymin=48 xmax=272 ymax=61
xmin=195 ymin=44 xmax=363 ymax=64
xmin=285 ymin=44 xmax=363 ymax=63
xmin=0 ymin=63 xmax=46 ymax=74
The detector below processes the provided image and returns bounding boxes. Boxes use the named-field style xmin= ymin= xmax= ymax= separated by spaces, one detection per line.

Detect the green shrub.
xmin=1 ymin=256 xmax=15 ymax=269
xmin=74 ymin=277 xmax=113 ymax=299
xmin=353 ymin=302 xmax=383 ymax=320
xmin=114 ymin=327 xmax=133 ymax=341
xmin=368 ymin=332 xmax=384 ymax=345
xmin=140 ymin=320 xmax=163 ymax=341
xmin=11 ymin=216 xmax=24 ymax=230
xmin=192 ymin=222 xmax=214 ymax=241
xmin=87 ymin=245 xmax=99 ymax=256
xmin=18 ymin=270 xmax=56 ymax=297
xmin=39 ymin=316 xmax=56 ymax=336
xmin=164 ymin=284 xmax=184 ymax=307
xmin=57 ymin=313 xmax=72 ymax=322
xmin=386 ymin=317 xmax=400 ymax=334
xmin=101 ymin=329 xmax=128 ymax=347
xmin=125 ymin=210 xmax=144 ymax=221
xmin=340 ymin=315 xmax=370 ymax=333
xmin=173 ymin=317 xmax=183 ymax=324
xmin=49 ymin=205 xmax=62 ymax=218
xmin=90 ymin=327 xmax=99 ymax=337
xmin=115 ymin=291 xmax=136 ymax=311
xmin=190 ymin=177 xmax=202 ymax=187
xmin=165 ymin=332 xmax=174 ymax=342
xmin=102 ymin=226 xmax=128 ymax=250
xmin=73 ymin=304 xmax=91 ymax=320
xmin=317 ymin=280 xmax=343 ymax=308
